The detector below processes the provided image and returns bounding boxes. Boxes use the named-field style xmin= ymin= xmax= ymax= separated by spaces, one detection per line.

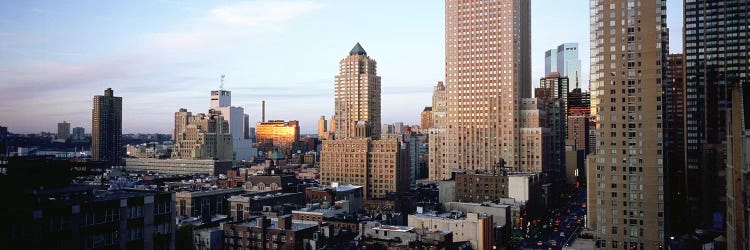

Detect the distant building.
xmin=124 ymin=158 xmax=232 ymax=176
xmin=256 ymin=120 xmax=300 ymax=157
xmin=57 ymin=121 xmax=70 ymax=140
xmin=227 ymin=192 xmax=305 ymax=220
xmin=71 ymin=126 xmax=85 ymax=142
xmin=420 ymin=107 xmax=433 ymax=130
xmin=536 ymin=73 xmax=569 ymax=174
xmin=544 ymin=43 xmax=581 ymax=85
xmin=317 ymin=116 xmax=329 ymax=139
xmin=92 ymin=88 xmax=122 ymax=165
xmin=408 ymin=212 xmax=494 ymax=250
xmin=518 ymin=98 xmax=551 ymax=173
xmin=172 ymin=108 xmax=233 ymax=161
xmin=209 ymin=89 xmax=255 ymax=162
xmin=428 ymin=81 xmax=449 ymax=180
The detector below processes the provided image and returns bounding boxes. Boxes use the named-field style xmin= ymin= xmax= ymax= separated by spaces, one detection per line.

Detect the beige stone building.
xmin=408 ymin=212 xmax=493 ymax=250
xmin=320 ymin=138 xmax=409 ymax=199
xmin=420 ymin=107 xmax=433 ymax=130
xmin=519 ymin=98 xmax=551 ymax=173
xmin=332 ymin=43 xmax=381 ymax=140
xmin=586 ymin=0 xmax=667 ymax=248
xmin=435 ymin=0 xmax=531 ymax=179
xmin=428 ymin=81 xmax=449 ymax=180
xmin=172 ymin=108 xmax=233 ymax=161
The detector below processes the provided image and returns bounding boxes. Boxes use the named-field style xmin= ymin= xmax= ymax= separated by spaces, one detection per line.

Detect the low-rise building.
xmin=223 ymin=215 xmax=317 ymax=250
xmin=193 ymin=226 xmax=224 ymax=250
xmin=228 ymin=192 xmax=305 ymax=221
xmin=358 ymin=221 xmax=454 ymax=249
xmin=408 ymin=212 xmax=494 ymax=250
xmin=175 ymin=188 xmax=245 ymax=221
xmin=124 ymin=158 xmax=232 ymax=176
xmin=304 ymin=184 xmax=364 ymax=211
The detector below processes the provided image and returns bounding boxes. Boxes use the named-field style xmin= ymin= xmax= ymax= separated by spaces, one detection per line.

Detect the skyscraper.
xmin=440 ymin=0 xmax=531 ymax=175
xmin=726 ymin=83 xmax=750 ymax=250
xmin=421 ymin=107 xmax=433 ymax=130
xmin=664 ymin=53 xmax=686 ymax=237
xmin=683 ymin=0 xmax=750 ymax=233
xmin=321 ymin=44 xmax=409 ymax=199
xmin=57 ymin=121 xmax=70 ymax=140
xmin=172 ymin=108 xmax=233 ymax=161
xmin=428 ymin=81 xmax=448 ymax=180
xmin=318 ymin=115 xmax=328 ymax=139
xmin=537 ymin=73 xmax=569 ymax=174
xmin=586 ymin=0 xmax=667 ymax=249
xmin=92 ymin=88 xmax=122 ymax=165
xmin=333 ymin=43 xmax=381 ymax=140
xmin=545 ymin=43 xmax=582 ymax=86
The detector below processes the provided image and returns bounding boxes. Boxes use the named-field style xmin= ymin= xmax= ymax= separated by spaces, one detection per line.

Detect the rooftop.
xmin=234 ymin=218 xmax=317 ymax=231
xmin=372 ymin=225 xmax=414 ymax=233
xmin=349 ymin=42 xmax=367 ymax=56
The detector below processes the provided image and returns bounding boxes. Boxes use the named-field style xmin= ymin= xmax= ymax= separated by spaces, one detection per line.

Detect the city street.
xmin=520 ymin=186 xmax=587 ymax=250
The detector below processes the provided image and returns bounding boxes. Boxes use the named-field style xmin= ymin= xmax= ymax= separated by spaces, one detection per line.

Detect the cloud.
xmin=211 ymin=1 xmax=321 ymax=27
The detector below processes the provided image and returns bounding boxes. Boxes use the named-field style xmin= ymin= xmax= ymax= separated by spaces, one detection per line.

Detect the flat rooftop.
xmin=372 ymin=225 xmax=414 ymax=232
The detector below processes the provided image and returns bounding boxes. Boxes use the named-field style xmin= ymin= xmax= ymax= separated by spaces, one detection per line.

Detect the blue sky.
xmin=0 ymin=0 xmax=683 ymax=134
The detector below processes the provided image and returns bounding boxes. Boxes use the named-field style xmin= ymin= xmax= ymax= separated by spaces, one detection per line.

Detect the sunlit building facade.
xmin=255 ymin=120 xmax=300 ymax=156
xmin=333 ymin=43 xmax=381 ymax=140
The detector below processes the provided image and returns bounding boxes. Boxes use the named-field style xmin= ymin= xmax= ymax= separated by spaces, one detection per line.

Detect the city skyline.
xmin=0 ymin=0 xmax=683 ymax=134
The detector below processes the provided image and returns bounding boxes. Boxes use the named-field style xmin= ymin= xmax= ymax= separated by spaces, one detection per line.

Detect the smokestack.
xmin=262 ymin=100 xmax=266 ymax=122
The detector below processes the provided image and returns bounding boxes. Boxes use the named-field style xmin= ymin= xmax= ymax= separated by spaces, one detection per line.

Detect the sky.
xmin=0 ymin=0 xmax=683 ymax=134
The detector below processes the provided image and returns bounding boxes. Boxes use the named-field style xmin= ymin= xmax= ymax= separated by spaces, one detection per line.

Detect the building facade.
xmin=210 ymin=89 xmax=254 ymax=162
xmin=586 ymin=0 xmax=668 ymax=249
xmin=545 ymin=43 xmax=582 ymax=86
xmin=320 ymin=138 xmax=409 ymax=199
xmin=440 ymin=0 xmax=531 ymax=176
xmin=420 ymin=107 xmax=433 ymax=130
xmin=726 ymin=83 xmax=750 ymax=250
xmin=537 ymin=74 xmax=569 ymax=174
xmin=683 ymin=0 xmax=750 ymax=233
xmin=332 ymin=43 xmax=381 ymax=140
xmin=57 ymin=121 xmax=70 ymax=140
xmin=124 ymin=158 xmax=232 ymax=176
xmin=408 ymin=212 xmax=494 ymax=250
xmin=429 ymin=81 xmax=449 ymax=180
xmin=255 ymin=120 xmax=300 ymax=157
xmin=92 ymin=88 xmax=122 ymax=165
xmin=172 ymin=108 xmax=233 ymax=161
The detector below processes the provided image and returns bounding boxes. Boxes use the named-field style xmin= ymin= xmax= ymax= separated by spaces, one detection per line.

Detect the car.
xmin=551 ymin=240 xmax=558 ymax=247
xmin=537 ymin=241 xmax=544 ymax=246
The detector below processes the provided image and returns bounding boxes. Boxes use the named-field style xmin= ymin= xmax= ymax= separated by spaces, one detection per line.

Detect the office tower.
xmin=726 ymin=83 xmax=750 ymax=250
xmin=587 ymin=0 xmax=667 ymax=249
xmin=683 ymin=0 xmax=750 ymax=233
xmin=172 ymin=108 xmax=233 ymax=161
xmin=318 ymin=115 xmax=328 ymax=139
xmin=57 ymin=121 xmax=70 ymax=140
xmin=429 ymin=81 xmax=448 ymax=180
xmin=567 ymin=88 xmax=591 ymax=155
xmin=333 ymin=43 xmax=381 ymax=139
xmin=209 ymin=89 xmax=253 ymax=162
xmin=255 ymin=120 xmax=300 ymax=156
xmin=393 ymin=122 xmax=404 ymax=135
xmin=518 ymin=98 xmax=551 ymax=173
xmin=71 ymin=127 xmax=85 ymax=141
xmin=321 ymin=44 xmax=409 ymax=199
xmin=92 ymin=88 xmax=122 ymax=165
xmin=664 ymin=53 xmax=687 ymax=237
xmin=421 ymin=107 xmax=433 ymax=130
xmin=537 ymin=73 xmax=569 ymax=174
xmin=442 ymin=0 xmax=531 ymax=175
xmin=545 ymin=43 xmax=582 ymax=86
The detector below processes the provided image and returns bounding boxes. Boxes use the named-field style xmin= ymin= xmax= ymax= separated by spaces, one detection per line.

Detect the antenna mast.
xmin=220 ymin=75 xmax=226 ymax=90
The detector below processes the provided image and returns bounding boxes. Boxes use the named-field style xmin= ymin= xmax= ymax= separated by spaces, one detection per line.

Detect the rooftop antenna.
xmin=220 ymin=75 xmax=226 ymax=90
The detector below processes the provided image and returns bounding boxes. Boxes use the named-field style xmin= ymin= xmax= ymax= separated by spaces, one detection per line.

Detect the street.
xmin=520 ymin=186 xmax=587 ymax=250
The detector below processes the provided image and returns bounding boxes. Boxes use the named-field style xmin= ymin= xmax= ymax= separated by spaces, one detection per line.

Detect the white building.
xmin=210 ymin=89 xmax=256 ymax=162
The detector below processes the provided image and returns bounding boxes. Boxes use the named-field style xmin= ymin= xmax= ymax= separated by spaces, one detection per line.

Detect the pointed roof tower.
xmin=349 ymin=42 xmax=367 ymax=56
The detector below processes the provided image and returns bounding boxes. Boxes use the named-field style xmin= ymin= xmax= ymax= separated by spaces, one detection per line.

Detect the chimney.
xmin=262 ymin=100 xmax=266 ymax=122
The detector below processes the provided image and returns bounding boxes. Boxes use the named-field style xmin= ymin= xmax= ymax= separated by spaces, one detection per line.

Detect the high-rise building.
xmin=321 ymin=44 xmax=409 ymax=199
xmin=586 ymin=0 xmax=667 ymax=249
xmin=393 ymin=122 xmax=404 ymax=135
xmin=57 ymin=121 xmax=70 ymax=140
xmin=71 ymin=127 xmax=85 ymax=142
xmin=429 ymin=81 xmax=448 ymax=180
xmin=683 ymin=0 xmax=750 ymax=233
xmin=255 ymin=120 xmax=300 ymax=156
xmin=420 ymin=107 xmax=433 ymax=130
xmin=537 ymin=73 xmax=569 ymax=174
xmin=171 ymin=108 xmax=233 ymax=161
xmin=545 ymin=43 xmax=582 ymax=86
xmin=92 ymin=88 xmax=122 ymax=165
xmin=209 ymin=88 xmax=254 ymax=162
xmin=317 ymin=115 xmax=329 ymax=139
xmin=519 ymin=98 xmax=551 ymax=173
xmin=664 ymin=53 xmax=687 ymax=237
xmin=726 ymin=83 xmax=750 ymax=250
xmin=440 ymin=0 xmax=531 ymax=176
xmin=333 ymin=43 xmax=381 ymax=139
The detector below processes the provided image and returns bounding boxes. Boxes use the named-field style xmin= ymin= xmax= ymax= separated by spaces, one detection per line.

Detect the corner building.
xmin=586 ymin=0 xmax=668 ymax=248
xmin=440 ymin=0 xmax=531 ymax=176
